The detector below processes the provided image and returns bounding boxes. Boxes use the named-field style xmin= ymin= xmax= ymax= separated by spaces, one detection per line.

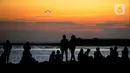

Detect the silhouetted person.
xmin=109 ymin=47 xmax=114 ymax=57
xmin=113 ymin=46 xmax=118 ymax=59
xmin=122 ymin=46 xmax=129 ymax=59
xmin=20 ymin=42 xmax=37 ymax=64
xmin=69 ymin=35 xmax=76 ymax=61
xmin=105 ymin=47 xmax=114 ymax=64
xmin=55 ymin=50 xmax=62 ymax=63
xmin=84 ymin=48 xmax=93 ymax=64
xmin=78 ymin=48 xmax=84 ymax=62
xmin=84 ymin=49 xmax=90 ymax=58
xmin=60 ymin=35 xmax=69 ymax=61
xmin=94 ymin=47 xmax=104 ymax=63
xmin=49 ymin=51 xmax=55 ymax=63
xmin=3 ymin=40 xmax=12 ymax=63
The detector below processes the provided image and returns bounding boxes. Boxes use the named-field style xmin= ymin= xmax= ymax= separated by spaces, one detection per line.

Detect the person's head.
xmin=62 ymin=35 xmax=66 ymax=39
xmin=124 ymin=46 xmax=128 ymax=51
xmin=114 ymin=46 xmax=118 ymax=51
xmin=96 ymin=47 xmax=100 ymax=51
xmin=26 ymin=41 xmax=30 ymax=45
xmin=80 ymin=48 xmax=84 ymax=53
xmin=87 ymin=48 xmax=91 ymax=53
xmin=24 ymin=41 xmax=31 ymax=50
xmin=52 ymin=51 xmax=55 ymax=55
xmin=71 ymin=35 xmax=76 ymax=39
xmin=57 ymin=50 xmax=60 ymax=55
xmin=110 ymin=47 xmax=113 ymax=51
xmin=6 ymin=40 xmax=10 ymax=44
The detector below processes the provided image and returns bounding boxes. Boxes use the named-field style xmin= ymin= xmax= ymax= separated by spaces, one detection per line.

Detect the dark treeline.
xmin=76 ymin=38 xmax=130 ymax=46
xmin=0 ymin=38 xmax=130 ymax=46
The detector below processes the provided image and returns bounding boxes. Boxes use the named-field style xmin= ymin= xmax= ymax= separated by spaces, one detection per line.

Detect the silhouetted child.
xmin=69 ymin=35 xmax=76 ymax=61
xmin=60 ymin=35 xmax=69 ymax=62
xmin=78 ymin=48 xmax=84 ymax=62
xmin=20 ymin=42 xmax=37 ymax=65
xmin=3 ymin=40 xmax=12 ymax=63
xmin=49 ymin=51 xmax=55 ymax=63
xmin=55 ymin=50 xmax=62 ymax=63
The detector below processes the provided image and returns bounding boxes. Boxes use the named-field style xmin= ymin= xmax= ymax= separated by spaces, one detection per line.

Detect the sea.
xmin=0 ymin=45 xmax=130 ymax=64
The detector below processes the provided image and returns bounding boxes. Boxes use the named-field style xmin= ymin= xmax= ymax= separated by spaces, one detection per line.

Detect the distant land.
xmin=0 ymin=38 xmax=130 ymax=46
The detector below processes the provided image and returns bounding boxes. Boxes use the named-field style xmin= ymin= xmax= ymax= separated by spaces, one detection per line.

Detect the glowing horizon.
xmin=0 ymin=0 xmax=129 ymax=42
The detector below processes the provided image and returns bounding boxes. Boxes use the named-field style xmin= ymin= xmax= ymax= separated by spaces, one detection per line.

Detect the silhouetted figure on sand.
xmin=49 ymin=51 xmax=55 ymax=63
xmin=78 ymin=48 xmax=84 ymax=62
xmin=20 ymin=42 xmax=37 ymax=65
xmin=122 ymin=46 xmax=129 ymax=60
xmin=107 ymin=47 xmax=114 ymax=58
xmin=113 ymin=46 xmax=118 ymax=59
xmin=60 ymin=35 xmax=69 ymax=61
xmin=84 ymin=48 xmax=93 ymax=64
xmin=3 ymin=40 xmax=12 ymax=63
xmin=55 ymin=50 xmax=62 ymax=63
xmin=94 ymin=47 xmax=104 ymax=63
xmin=109 ymin=47 xmax=114 ymax=57
xmin=105 ymin=47 xmax=114 ymax=64
xmin=69 ymin=35 xmax=76 ymax=61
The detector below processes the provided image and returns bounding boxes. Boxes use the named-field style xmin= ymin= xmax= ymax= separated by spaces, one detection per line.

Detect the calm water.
xmin=0 ymin=45 xmax=130 ymax=64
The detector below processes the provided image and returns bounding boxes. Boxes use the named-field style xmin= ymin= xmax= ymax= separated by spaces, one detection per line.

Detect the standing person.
xmin=113 ymin=46 xmax=118 ymax=59
xmin=3 ymin=40 xmax=12 ymax=63
xmin=69 ymin=35 xmax=76 ymax=61
xmin=122 ymin=46 xmax=129 ymax=59
xmin=60 ymin=35 xmax=69 ymax=61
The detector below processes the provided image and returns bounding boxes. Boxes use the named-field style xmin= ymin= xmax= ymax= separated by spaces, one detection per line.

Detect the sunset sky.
xmin=0 ymin=0 xmax=129 ymax=43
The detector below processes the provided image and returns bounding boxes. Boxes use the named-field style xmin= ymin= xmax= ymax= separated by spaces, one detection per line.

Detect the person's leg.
xmin=61 ymin=49 xmax=64 ymax=61
xmin=72 ymin=49 xmax=75 ymax=61
xmin=4 ymin=52 xmax=8 ymax=63
xmin=73 ymin=50 xmax=76 ymax=61
xmin=6 ymin=53 xmax=9 ymax=63
xmin=65 ymin=49 xmax=68 ymax=62
xmin=70 ymin=50 xmax=73 ymax=61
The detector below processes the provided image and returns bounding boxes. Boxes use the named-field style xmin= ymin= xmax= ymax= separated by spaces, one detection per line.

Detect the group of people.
xmin=0 ymin=35 xmax=129 ymax=65
xmin=49 ymin=46 xmax=129 ymax=64
xmin=49 ymin=35 xmax=77 ymax=63
xmin=0 ymin=40 xmax=37 ymax=65
xmin=60 ymin=35 xmax=77 ymax=61
xmin=49 ymin=35 xmax=130 ymax=64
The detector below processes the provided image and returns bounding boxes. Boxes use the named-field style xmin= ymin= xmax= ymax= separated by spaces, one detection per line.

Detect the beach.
xmin=0 ymin=45 xmax=130 ymax=64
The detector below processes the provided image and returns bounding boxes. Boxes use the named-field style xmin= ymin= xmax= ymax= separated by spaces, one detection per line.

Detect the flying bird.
xmin=45 ymin=10 xmax=51 ymax=14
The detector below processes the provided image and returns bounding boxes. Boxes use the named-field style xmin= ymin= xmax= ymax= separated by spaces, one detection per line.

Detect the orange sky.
xmin=0 ymin=0 xmax=129 ymax=23
xmin=0 ymin=0 xmax=129 ymax=42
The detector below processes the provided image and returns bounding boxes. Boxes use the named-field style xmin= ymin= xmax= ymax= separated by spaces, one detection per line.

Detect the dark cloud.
xmin=0 ymin=21 xmax=76 ymax=25
xmin=97 ymin=21 xmax=129 ymax=28
xmin=0 ymin=21 xmax=129 ymax=43
xmin=34 ymin=21 xmax=76 ymax=25
xmin=0 ymin=21 xmax=26 ymax=26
